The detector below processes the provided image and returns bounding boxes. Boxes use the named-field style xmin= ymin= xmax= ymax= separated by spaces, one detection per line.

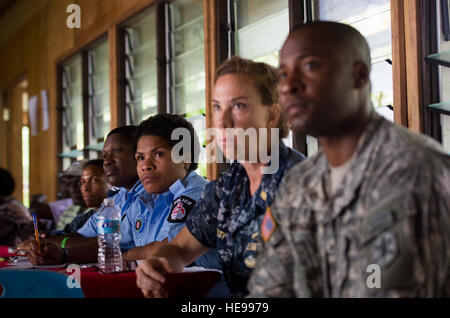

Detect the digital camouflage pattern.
xmin=248 ymin=112 xmax=450 ymax=297
xmin=187 ymin=142 xmax=305 ymax=297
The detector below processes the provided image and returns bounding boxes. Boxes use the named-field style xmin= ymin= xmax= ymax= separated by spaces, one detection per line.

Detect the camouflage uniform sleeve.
xmin=362 ymin=162 xmax=450 ymax=297
xmin=247 ymin=219 xmax=296 ymax=297
xmin=247 ymin=180 xmax=296 ymax=297
xmin=186 ymin=181 xmax=220 ymax=248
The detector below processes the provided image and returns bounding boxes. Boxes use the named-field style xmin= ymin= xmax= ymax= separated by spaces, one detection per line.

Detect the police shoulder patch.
xmin=261 ymin=207 xmax=277 ymax=242
xmin=168 ymin=196 xmax=196 ymax=223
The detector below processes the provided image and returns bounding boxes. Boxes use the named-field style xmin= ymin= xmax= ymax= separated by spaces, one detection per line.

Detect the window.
xmin=168 ymin=0 xmax=205 ymax=117
xmin=312 ymin=0 xmax=394 ymax=121
xmin=60 ymin=54 xmax=84 ymax=170
xmin=87 ymin=40 xmax=110 ymax=153
xmin=234 ymin=0 xmax=290 ymax=66
xmin=59 ymin=38 xmax=110 ymax=171
xmin=168 ymin=0 xmax=207 ymax=177
xmin=117 ymin=1 xmax=208 ymax=176
xmin=287 ymin=0 xmax=395 ymax=156
xmin=122 ymin=7 xmax=158 ymax=125
xmin=229 ymin=0 xmax=294 ymax=149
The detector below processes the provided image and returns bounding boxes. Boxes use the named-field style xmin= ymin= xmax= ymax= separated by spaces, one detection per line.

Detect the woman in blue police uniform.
xmin=122 ymin=114 xmax=228 ymax=297
xmin=120 ymin=113 xmax=212 ymax=262
xmin=125 ymin=171 xmax=206 ymax=248
xmin=135 ymin=56 xmax=305 ymax=297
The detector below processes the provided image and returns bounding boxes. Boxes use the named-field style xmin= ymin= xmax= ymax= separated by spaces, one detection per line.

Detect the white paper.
xmin=2 ymin=257 xmax=68 ymax=269
xmin=41 ymin=89 xmax=49 ymax=131
xmin=181 ymin=266 xmax=222 ymax=274
xmin=133 ymin=262 xmax=222 ymax=274
xmin=28 ymin=95 xmax=39 ymax=136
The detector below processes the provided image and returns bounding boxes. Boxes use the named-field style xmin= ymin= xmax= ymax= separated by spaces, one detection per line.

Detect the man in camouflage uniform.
xmin=248 ymin=21 xmax=450 ymax=297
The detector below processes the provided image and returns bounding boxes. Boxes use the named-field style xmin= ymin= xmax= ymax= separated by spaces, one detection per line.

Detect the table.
xmin=0 ymin=245 xmax=221 ymax=298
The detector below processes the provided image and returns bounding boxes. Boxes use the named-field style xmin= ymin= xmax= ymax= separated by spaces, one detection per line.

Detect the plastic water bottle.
xmin=97 ymin=198 xmax=123 ymax=273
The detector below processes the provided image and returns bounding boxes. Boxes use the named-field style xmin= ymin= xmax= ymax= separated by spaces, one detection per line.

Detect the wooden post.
xmin=109 ymin=26 xmax=119 ymax=130
xmin=204 ymin=0 xmax=220 ymax=180
xmin=390 ymin=0 xmax=408 ymax=127
xmin=403 ymin=0 xmax=424 ymax=132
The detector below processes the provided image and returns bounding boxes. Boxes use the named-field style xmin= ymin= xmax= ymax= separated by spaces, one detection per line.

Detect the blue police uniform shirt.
xmin=126 ymin=171 xmax=229 ymax=297
xmin=124 ymin=171 xmax=208 ymax=246
xmin=77 ymin=180 xmax=145 ymax=251
xmin=186 ymin=142 xmax=305 ymax=297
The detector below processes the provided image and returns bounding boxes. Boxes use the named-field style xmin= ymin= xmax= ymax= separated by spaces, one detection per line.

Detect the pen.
xmin=32 ymin=212 xmax=41 ymax=251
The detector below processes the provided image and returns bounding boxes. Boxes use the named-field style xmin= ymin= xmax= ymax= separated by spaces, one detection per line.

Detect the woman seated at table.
xmin=135 ymin=56 xmax=306 ymax=298
xmin=20 ymin=115 xmax=222 ymax=278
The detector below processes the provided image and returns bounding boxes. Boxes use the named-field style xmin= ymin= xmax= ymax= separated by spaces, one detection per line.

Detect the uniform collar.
xmin=139 ymin=171 xmax=198 ymax=209
xmin=226 ymin=141 xmax=293 ymax=235
xmin=315 ymin=111 xmax=384 ymax=225
xmin=82 ymin=207 xmax=96 ymax=214
xmin=169 ymin=171 xmax=199 ymax=198
xmin=129 ymin=179 xmax=144 ymax=194
xmin=107 ymin=187 xmax=121 ymax=197
xmin=139 ymin=192 xmax=158 ymax=209
xmin=255 ymin=141 xmax=291 ymax=207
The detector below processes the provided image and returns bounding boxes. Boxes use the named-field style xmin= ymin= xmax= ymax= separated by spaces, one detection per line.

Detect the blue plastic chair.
xmin=0 ymin=269 xmax=84 ymax=298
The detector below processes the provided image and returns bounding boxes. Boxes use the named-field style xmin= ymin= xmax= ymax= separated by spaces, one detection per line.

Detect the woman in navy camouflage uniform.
xmin=136 ymin=56 xmax=305 ymax=297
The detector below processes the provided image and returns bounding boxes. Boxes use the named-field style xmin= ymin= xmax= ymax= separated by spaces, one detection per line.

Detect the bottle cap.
xmin=103 ymin=198 xmax=114 ymax=206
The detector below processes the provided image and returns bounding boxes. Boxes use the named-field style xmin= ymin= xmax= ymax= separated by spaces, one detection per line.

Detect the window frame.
xmin=87 ymin=40 xmax=111 ymax=145
xmin=422 ymin=0 xmax=441 ymax=141
xmin=166 ymin=0 xmax=206 ymax=118
xmin=57 ymin=52 xmax=84 ymax=170
xmin=117 ymin=2 xmax=168 ymax=127
xmin=57 ymin=34 xmax=109 ymax=173
xmin=215 ymin=0 xmax=307 ymax=155
xmin=214 ymin=0 xmax=433 ymax=156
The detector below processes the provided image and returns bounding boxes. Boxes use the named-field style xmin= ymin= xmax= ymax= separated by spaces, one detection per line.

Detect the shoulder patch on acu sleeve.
xmin=371 ymin=231 xmax=398 ymax=268
xmin=167 ymin=196 xmax=196 ymax=223
xmin=261 ymin=207 xmax=277 ymax=242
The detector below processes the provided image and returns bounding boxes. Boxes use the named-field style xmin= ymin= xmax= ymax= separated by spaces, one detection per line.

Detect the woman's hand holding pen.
xmin=16 ymin=239 xmax=65 ymax=265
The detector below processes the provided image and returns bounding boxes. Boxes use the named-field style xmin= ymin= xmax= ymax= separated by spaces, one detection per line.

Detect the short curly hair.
xmin=0 ymin=167 xmax=15 ymax=197
xmin=135 ymin=114 xmax=200 ymax=172
xmin=215 ymin=56 xmax=289 ymax=139
xmin=107 ymin=125 xmax=138 ymax=151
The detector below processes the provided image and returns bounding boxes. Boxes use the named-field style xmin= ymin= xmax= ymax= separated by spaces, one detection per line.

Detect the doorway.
xmin=1 ymin=77 xmax=29 ymax=207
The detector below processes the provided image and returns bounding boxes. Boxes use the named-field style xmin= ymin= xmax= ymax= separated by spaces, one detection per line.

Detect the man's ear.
xmin=353 ymin=61 xmax=370 ymax=89
xmin=268 ymin=103 xmax=281 ymax=129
